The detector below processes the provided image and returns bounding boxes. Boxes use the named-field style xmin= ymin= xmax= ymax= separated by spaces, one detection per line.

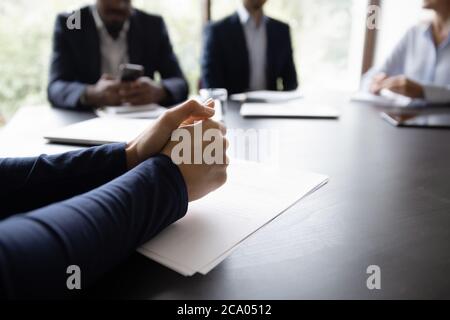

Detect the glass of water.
xmin=199 ymin=88 xmax=228 ymax=117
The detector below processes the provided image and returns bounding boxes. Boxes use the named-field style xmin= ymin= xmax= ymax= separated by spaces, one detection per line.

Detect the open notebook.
xmin=139 ymin=161 xmax=328 ymax=276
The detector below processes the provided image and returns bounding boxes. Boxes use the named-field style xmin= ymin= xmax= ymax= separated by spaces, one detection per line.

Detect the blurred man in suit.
xmin=201 ymin=0 xmax=298 ymax=94
xmin=48 ymin=0 xmax=189 ymax=110
xmin=363 ymin=0 xmax=450 ymax=103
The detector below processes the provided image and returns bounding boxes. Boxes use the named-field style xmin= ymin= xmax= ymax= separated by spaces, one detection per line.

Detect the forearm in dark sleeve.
xmin=0 ymin=154 xmax=188 ymax=299
xmin=48 ymin=80 xmax=88 ymax=110
xmin=161 ymin=77 xmax=189 ymax=106
xmin=0 ymin=143 xmax=127 ymax=218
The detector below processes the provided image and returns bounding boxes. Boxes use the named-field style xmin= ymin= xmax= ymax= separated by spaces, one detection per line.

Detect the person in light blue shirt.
xmin=363 ymin=0 xmax=450 ymax=103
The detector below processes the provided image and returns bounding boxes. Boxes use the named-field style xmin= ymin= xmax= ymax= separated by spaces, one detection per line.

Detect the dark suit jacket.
xmin=48 ymin=6 xmax=189 ymax=109
xmin=201 ymin=13 xmax=298 ymax=94
xmin=0 ymin=144 xmax=187 ymax=298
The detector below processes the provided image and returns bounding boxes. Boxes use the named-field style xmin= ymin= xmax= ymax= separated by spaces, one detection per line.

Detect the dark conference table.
xmin=1 ymin=93 xmax=450 ymax=299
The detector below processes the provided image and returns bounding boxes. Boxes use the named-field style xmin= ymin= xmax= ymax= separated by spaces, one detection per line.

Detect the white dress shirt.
xmin=91 ymin=6 xmax=130 ymax=77
xmin=363 ymin=22 xmax=450 ymax=103
xmin=237 ymin=5 xmax=268 ymax=91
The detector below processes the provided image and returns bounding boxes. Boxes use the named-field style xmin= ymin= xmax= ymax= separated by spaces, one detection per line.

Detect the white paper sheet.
xmin=96 ymin=104 xmax=166 ymax=119
xmin=240 ymin=101 xmax=340 ymax=119
xmin=139 ymin=161 xmax=328 ymax=276
xmin=230 ymin=90 xmax=303 ymax=103
xmin=351 ymin=90 xmax=422 ymax=107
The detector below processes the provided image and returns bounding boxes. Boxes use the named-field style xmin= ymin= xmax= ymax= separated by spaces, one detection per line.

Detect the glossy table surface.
xmin=1 ymin=94 xmax=450 ymax=299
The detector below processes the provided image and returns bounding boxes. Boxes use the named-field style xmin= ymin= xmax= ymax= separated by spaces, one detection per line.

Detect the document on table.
xmin=96 ymin=104 xmax=166 ymax=119
xmin=240 ymin=101 xmax=340 ymax=119
xmin=351 ymin=90 xmax=425 ymax=108
xmin=138 ymin=161 xmax=329 ymax=276
xmin=230 ymin=90 xmax=303 ymax=103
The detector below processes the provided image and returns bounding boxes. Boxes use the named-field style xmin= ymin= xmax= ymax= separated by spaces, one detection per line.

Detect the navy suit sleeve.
xmin=281 ymin=26 xmax=298 ymax=91
xmin=0 ymin=154 xmax=188 ymax=299
xmin=47 ymin=14 xmax=88 ymax=110
xmin=0 ymin=144 xmax=128 ymax=219
xmin=156 ymin=18 xmax=189 ymax=105
xmin=201 ymin=24 xmax=226 ymax=90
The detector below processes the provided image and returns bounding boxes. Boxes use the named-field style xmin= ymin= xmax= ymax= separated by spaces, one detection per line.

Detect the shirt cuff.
xmin=423 ymin=85 xmax=450 ymax=104
xmin=79 ymin=88 xmax=88 ymax=106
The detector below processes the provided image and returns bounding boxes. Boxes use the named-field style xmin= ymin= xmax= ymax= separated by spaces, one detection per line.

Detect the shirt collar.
xmin=91 ymin=5 xmax=130 ymax=37
xmin=422 ymin=21 xmax=450 ymax=49
xmin=237 ymin=5 xmax=266 ymax=27
xmin=422 ymin=22 xmax=433 ymax=36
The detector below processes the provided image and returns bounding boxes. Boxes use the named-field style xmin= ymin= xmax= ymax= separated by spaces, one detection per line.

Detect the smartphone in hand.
xmin=119 ymin=64 xmax=144 ymax=82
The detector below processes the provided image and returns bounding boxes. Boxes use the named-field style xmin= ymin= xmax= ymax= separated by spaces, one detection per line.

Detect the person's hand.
xmin=370 ymin=73 xmax=388 ymax=95
xmin=84 ymin=74 xmax=122 ymax=107
xmin=371 ymin=74 xmax=425 ymax=99
xmin=126 ymin=98 xmax=229 ymax=202
xmin=162 ymin=119 xmax=229 ymax=202
xmin=125 ymin=99 xmax=216 ymax=169
xmin=120 ymin=77 xmax=167 ymax=106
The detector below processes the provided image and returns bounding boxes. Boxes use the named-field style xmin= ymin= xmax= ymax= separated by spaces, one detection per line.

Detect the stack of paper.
xmin=96 ymin=104 xmax=166 ymax=119
xmin=230 ymin=90 xmax=303 ymax=103
xmin=240 ymin=101 xmax=340 ymax=119
xmin=138 ymin=161 xmax=328 ymax=276
xmin=351 ymin=90 xmax=423 ymax=108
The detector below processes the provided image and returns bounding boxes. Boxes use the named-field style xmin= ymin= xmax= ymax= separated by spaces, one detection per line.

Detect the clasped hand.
xmin=370 ymin=73 xmax=425 ymax=99
xmin=126 ymin=99 xmax=229 ymax=202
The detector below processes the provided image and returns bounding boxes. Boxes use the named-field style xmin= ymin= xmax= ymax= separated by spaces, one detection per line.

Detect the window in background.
xmin=0 ymin=0 xmax=89 ymax=120
xmin=134 ymin=0 xmax=202 ymax=94
xmin=0 ymin=0 xmax=201 ymax=121
xmin=212 ymin=0 xmax=367 ymax=92
xmin=0 ymin=0 xmax=368 ymax=123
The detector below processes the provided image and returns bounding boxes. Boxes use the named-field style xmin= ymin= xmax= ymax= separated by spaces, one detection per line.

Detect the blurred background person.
xmin=362 ymin=0 xmax=450 ymax=103
xmin=201 ymin=0 xmax=298 ymax=94
xmin=47 ymin=0 xmax=188 ymax=110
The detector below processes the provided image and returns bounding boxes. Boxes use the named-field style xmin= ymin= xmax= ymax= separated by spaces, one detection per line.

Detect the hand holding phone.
xmin=119 ymin=64 xmax=144 ymax=82
xmin=118 ymin=64 xmax=167 ymax=105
